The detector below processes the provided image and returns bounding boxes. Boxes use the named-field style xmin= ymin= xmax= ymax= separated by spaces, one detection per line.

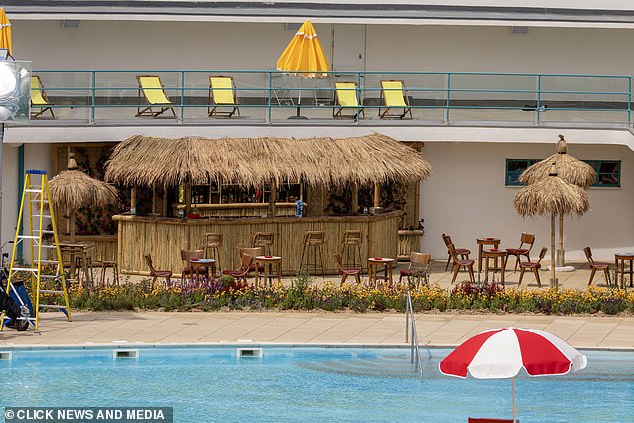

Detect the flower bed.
xmin=63 ymin=277 xmax=634 ymax=316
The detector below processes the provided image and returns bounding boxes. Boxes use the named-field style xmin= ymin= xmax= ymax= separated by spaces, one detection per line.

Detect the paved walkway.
xmin=1 ymin=260 xmax=631 ymax=350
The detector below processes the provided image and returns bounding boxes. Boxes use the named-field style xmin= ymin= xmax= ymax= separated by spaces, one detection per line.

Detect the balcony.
xmin=21 ymin=70 xmax=634 ymax=129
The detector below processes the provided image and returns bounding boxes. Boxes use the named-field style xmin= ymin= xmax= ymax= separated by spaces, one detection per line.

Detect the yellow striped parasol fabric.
xmin=0 ymin=8 xmax=12 ymax=57
xmin=276 ymin=19 xmax=329 ymax=78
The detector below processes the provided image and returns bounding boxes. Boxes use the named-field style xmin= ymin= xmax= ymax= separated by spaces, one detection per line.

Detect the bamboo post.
xmin=130 ymin=187 xmax=137 ymax=215
xmin=162 ymin=182 xmax=168 ymax=216
xmin=267 ymin=182 xmax=277 ymax=217
xmin=69 ymin=207 xmax=76 ymax=241
xmin=151 ymin=183 xmax=157 ymax=215
xmin=352 ymin=184 xmax=359 ymax=214
xmin=373 ymin=182 xmax=380 ymax=208
xmin=550 ymin=213 xmax=557 ymax=288
xmin=184 ymin=181 xmax=192 ymax=217
xmin=557 ymin=213 xmax=565 ymax=266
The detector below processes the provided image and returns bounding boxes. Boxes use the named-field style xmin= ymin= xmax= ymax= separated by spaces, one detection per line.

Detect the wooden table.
xmin=482 ymin=248 xmax=507 ymax=285
xmin=614 ymin=252 xmax=634 ymax=289
xmin=59 ymin=242 xmax=95 ymax=288
xmin=368 ymin=257 xmax=395 ymax=288
xmin=476 ymin=238 xmax=501 ymax=272
xmin=188 ymin=258 xmax=217 ymax=283
xmin=255 ymin=255 xmax=282 ymax=286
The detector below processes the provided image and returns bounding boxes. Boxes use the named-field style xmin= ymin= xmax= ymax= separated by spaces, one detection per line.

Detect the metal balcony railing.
xmin=22 ymin=70 xmax=634 ymax=127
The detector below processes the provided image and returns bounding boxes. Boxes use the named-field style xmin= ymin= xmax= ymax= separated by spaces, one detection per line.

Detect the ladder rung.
xmin=40 ymin=290 xmax=64 ymax=294
xmin=25 ymin=188 xmax=44 ymax=193
xmin=39 ymin=304 xmax=66 ymax=309
xmin=18 ymin=235 xmax=40 ymax=240
xmin=40 ymin=275 xmax=61 ymax=279
xmin=11 ymin=267 xmax=38 ymax=272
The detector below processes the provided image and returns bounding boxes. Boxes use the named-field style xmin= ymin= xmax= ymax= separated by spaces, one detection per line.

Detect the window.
xmin=505 ymin=158 xmax=621 ymax=188
xmin=584 ymin=160 xmax=621 ymax=187
xmin=505 ymin=159 xmax=539 ymax=186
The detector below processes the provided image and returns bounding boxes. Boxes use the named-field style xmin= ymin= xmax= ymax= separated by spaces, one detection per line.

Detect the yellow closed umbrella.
xmin=0 ymin=8 xmax=12 ymax=57
xmin=276 ymin=19 xmax=330 ymax=117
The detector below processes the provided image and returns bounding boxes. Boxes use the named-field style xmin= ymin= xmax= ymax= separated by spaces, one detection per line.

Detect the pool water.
xmin=0 ymin=347 xmax=632 ymax=422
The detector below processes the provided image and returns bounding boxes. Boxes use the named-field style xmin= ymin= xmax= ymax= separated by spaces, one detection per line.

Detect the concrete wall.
xmin=9 ymin=21 xmax=634 ymax=76
xmin=420 ymin=142 xmax=634 ymax=262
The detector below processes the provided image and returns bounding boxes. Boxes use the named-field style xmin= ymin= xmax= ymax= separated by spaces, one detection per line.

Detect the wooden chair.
xmin=222 ymin=253 xmax=253 ymax=283
xmin=442 ymin=233 xmax=471 ymax=271
xmin=334 ymin=253 xmax=361 ymax=286
xmin=506 ymin=232 xmax=535 ymax=272
xmin=208 ymin=75 xmax=240 ymax=118
xmin=252 ymin=232 xmax=274 ymax=256
xmin=584 ymin=246 xmax=612 ymax=287
xmin=31 ymin=75 xmax=55 ymax=119
xmin=448 ymin=243 xmax=475 ymax=284
xmin=202 ymin=233 xmax=222 ymax=271
xmin=333 ymin=81 xmax=364 ymax=120
xmin=399 ymin=252 xmax=431 ymax=287
xmin=239 ymin=247 xmax=265 ymax=278
xmin=135 ymin=75 xmax=176 ymax=118
xmin=379 ymin=80 xmax=413 ymax=119
xmin=518 ymin=246 xmax=547 ymax=287
xmin=340 ymin=229 xmax=362 ymax=271
xmin=144 ymin=254 xmax=173 ymax=288
xmin=180 ymin=249 xmax=204 ymax=284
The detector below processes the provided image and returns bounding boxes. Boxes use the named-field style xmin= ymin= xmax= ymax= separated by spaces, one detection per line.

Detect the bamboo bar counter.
xmin=113 ymin=211 xmax=402 ymax=277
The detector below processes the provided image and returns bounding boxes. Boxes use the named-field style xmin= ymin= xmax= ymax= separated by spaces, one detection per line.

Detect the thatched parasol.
xmin=49 ymin=154 xmax=119 ymax=240
xmin=514 ymin=163 xmax=589 ymax=287
xmin=104 ymin=133 xmax=432 ymax=216
xmin=519 ymin=135 xmax=596 ymax=266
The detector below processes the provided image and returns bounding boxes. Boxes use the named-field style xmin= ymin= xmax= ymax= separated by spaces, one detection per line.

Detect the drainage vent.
xmin=0 ymin=351 xmax=12 ymax=360
xmin=237 ymin=348 xmax=263 ymax=358
xmin=113 ymin=349 xmax=139 ymax=359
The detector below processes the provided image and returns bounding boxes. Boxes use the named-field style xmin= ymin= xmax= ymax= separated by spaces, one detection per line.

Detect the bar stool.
xmin=97 ymin=260 xmax=119 ymax=286
xmin=300 ymin=231 xmax=325 ymax=277
xmin=252 ymin=232 xmax=274 ymax=256
xmin=340 ymin=229 xmax=362 ymax=271
xmin=202 ymin=233 xmax=222 ymax=272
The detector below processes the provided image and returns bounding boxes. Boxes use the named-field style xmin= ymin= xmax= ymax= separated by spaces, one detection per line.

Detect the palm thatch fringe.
xmin=49 ymin=170 xmax=119 ymax=210
xmin=104 ymin=133 xmax=432 ymax=188
xmin=513 ymin=175 xmax=589 ymax=217
xmin=519 ymin=135 xmax=596 ymax=188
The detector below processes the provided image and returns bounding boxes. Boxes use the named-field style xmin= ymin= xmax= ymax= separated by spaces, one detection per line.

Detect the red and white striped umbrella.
xmin=439 ymin=327 xmax=587 ymax=422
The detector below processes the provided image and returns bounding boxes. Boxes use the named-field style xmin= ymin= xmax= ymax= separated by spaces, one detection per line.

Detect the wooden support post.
xmin=373 ymin=182 xmax=380 ymax=208
xmin=352 ymin=184 xmax=359 ymax=214
xmin=130 ymin=187 xmax=137 ymax=215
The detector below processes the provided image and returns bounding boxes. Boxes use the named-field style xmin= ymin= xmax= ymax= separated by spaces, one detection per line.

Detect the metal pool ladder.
xmin=406 ymin=289 xmax=424 ymax=379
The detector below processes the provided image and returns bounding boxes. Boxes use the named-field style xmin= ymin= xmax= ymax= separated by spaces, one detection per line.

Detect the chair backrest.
xmin=252 ymin=232 xmax=274 ymax=248
xmin=519 ymin=232 xmax=536 ymax=248
xmin=335 ymin=82 xmax=359 ymax=107
xmin=447 ymin=243 xmax=459 ymax=262
xmin=210 ymin=76 xmax=236 ymax=105
xmin=342 ymin=229 xmax=362 ymax=245
xmin=535 ymin=246 xmax=548 ymax=263
xmin=381 ymin=80 xmax=408 ymax=107
xmin=583 ymin=246 xmax=594 ymax=264
xmin=31 ymin=75 xmax=49 ymax=105
xmin=144 ymin=254 xmax=156 ymax=273
xmin=203 ymin=232 xmax=222 ymax=247
xmin=442 ymin=233 xmax=452 ymax=249
xmin=239 ymin=247 xmax=263 ymax=260
xmin=410 ymin=252 xmax=431 ymax=266
xmin=137 ymin=75 xmax=171 ymax=104
xmin=238 ymin=253 xmax=254 ymax=271
xmin=334 ymin=253 xmax=345 ymax=271
xmin=304 ymin=231 xmax=325 ymax=245
xmin=181 ymin=249 xmax=204 ymax=263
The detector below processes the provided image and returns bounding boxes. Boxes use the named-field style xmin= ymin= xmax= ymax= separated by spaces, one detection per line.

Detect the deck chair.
xmin=208 ymin=75 xmax=240 ymax=118
xmin=31 ymin=75 xmax=55 ymax=119
xmin=135 ymin=75 xmax=176 ymax=118
xmin=333 ymin=81 xmax=364 ymax=120
xmin=379 ymin=80 xmax=413 ymax=119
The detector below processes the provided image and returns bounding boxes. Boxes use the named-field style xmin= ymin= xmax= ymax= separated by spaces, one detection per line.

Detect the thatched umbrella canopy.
xmin=104 ymin=133 xmax=432 ymax=188
xmin=519 ymin=134 xmax=596 ymax=266
xmin=514 ymin=164 xmax=589 ymax=287
xmin=49 ymin=155 xmax=119 ymax=240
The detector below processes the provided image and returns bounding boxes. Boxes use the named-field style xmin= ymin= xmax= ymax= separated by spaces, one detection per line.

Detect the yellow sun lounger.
xmin=379 ymin=80 xmax=413 ymax=119
xmin=208 ymin=75 xmax=240 ymax=118
xmin=333 ymin=82 xmax=364 ymax=120
xmin=31 ymin=75 xmax=55 ymax=119
xmin=136 ymin=75 xmax=176 ymax=118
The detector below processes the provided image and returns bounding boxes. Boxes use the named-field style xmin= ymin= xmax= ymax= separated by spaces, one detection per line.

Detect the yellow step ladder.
xmin=2 ymin=169 xmax=71 ymax=332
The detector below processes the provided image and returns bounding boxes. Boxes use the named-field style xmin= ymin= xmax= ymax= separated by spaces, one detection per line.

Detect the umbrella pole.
xmin=557 ymin=213 xmax=565 ymax=267
xmin=511 ymin=377 xmax=517 ymax=423
xmin=550 ymin=213 xmax=557 ymax=288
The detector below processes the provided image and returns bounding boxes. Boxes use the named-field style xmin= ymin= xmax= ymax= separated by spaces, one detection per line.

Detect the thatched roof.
xmin=513 ymin=171 xmax=589 ymax=217
xmin=104 ymin=133 xmax=432 ymax=187
xmin=49 ymin=170 xmax=119 ymax=210
xmin=519 ymin=135 xmax=596 ymax=188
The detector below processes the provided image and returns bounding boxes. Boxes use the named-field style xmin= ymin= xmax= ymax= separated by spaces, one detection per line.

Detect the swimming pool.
xmin=0 ymin=346 xmax=631 ymax=422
